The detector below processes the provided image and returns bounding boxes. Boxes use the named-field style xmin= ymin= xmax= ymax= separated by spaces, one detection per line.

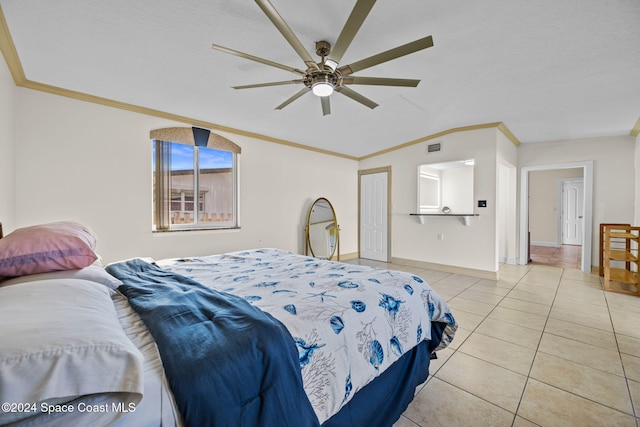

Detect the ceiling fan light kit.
xmin=311 ymin=81 xmax=334 ymax=97
xmin=211 ymin=0 xmax=433 ymax=115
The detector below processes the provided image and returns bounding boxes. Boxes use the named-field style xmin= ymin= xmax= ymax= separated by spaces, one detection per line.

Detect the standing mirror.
xmin=305 ymin=197 xmax=340 ymax=260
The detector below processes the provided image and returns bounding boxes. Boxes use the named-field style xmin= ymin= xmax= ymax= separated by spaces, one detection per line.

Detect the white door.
xmin=360 ymin=171 xmax=388 ymax=261
xmin=562 ymin=180 xmax=584 ymax=245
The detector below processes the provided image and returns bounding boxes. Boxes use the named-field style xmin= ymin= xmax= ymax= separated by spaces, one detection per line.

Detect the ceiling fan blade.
xmin=255 ymin=0 xmax=319 ymax=70
xmin=275 ymin=87 xmax=310 ymax=110
xmin=338 ymin=35 xmax=433 ymax=76
xmin=212 ymin=44 xmax=305 ymax=76
xmin=321 ymin=96 xmax=331 ymax=116
xmin=342 ymin=76 xmax=420 ymax=87
xmin=335 ymin=86 xmax=379 ymax=109
xmin=328 ymin=0 xmax=376 ymax=66
xmin=233 ymin=80 xmax=303 ymax=90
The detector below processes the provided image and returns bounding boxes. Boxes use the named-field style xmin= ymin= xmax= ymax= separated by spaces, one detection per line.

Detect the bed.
xmin=0 ymin=222 xmax=456 ymax=427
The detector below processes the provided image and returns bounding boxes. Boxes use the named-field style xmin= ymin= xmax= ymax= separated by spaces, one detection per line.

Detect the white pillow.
xmin=0 ymin=264 xmax=122 ymax=290
xmin=0 ymin=279 xmax=143 ymax=425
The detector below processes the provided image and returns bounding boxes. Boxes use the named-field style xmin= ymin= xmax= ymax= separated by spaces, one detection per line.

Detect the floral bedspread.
xmin=156 ymin=248 xmax=456 ymax=424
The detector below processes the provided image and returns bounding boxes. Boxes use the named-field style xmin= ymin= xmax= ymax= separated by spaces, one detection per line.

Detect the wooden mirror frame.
xmin=305 ymin=198 xmax=340 ymax=261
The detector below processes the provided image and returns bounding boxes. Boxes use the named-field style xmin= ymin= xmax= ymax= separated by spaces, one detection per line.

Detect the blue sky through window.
xmin=170 ymin=144 xmax=193 ymax=171
xmin=199 ymin=145 xmax=233 ymax=169
xmin=153 ymin=142 xmax=233 ymax=171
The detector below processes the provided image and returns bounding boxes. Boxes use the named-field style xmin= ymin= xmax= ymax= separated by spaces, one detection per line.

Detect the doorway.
xmin=520 ymin=161 xmax=593 ymax=273
xmin=528 ymin=177 xmax=584 ymax=269
xmin=358 ymin=167 xmax=391 ymax=262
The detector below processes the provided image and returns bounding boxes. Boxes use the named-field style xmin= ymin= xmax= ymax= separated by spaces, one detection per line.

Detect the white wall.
xmin=0 ymin=55 xmax=16 ymax=232
xmin=12 ymin=88 xmax=358 ymax=263
xmin=359 ymin=127 xmax=502 ymax=273
xmin=518 ymin=136 xmax=636 ymax=267
xmin=496 ymin=131 xmax=519 ymax=265
xmin=497 ymin=163 xmax=512 ymax=262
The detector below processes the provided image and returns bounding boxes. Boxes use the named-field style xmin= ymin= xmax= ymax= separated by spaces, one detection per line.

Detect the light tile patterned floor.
xmin=345 ymin=258 xmax=640 ymax=427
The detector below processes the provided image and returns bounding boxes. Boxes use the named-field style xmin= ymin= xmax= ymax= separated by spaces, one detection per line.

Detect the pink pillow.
xmin=0 ymin=222 xmax=98 ymax=277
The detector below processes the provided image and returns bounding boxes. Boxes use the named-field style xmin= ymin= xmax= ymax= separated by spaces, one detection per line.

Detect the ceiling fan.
xmin=211 ymin=0 xmax=434 ymax=116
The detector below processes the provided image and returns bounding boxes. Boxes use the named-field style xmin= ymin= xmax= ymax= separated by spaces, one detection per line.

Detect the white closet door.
xmin=360 ymin=171 xmax=388 ymax=261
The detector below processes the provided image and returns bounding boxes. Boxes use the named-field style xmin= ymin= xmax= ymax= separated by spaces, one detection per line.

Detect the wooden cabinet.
xmin=602 ymin=224 xmax=639 ymax=296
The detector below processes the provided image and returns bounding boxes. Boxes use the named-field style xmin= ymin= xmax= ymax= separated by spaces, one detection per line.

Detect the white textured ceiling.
xmin=2 ymin=0 xmax=639 ymax=158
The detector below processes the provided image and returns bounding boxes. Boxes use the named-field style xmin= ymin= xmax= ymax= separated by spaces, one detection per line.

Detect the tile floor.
xmin=345 ymin=258 xmax=640 ymax=427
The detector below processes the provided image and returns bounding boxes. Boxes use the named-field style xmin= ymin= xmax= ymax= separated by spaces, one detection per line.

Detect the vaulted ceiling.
xmin=1 ymin=0 xmax=639 ymax=158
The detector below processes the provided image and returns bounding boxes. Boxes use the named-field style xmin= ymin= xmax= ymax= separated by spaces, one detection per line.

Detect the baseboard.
xmin=339 ymin=252 xmax=359 ymax=261
xmin=390 ymin=257 xmax=499 ymax=280
xmin=499 ymin=256 xmax=518 ymax=265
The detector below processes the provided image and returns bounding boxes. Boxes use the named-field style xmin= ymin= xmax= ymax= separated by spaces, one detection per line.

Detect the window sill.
xmin=153 ymin=226 xmax=241 ymax=234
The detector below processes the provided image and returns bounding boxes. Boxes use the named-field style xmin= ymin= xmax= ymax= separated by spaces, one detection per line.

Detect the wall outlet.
xmin=437 ymin=233 xmax=444 ymax=241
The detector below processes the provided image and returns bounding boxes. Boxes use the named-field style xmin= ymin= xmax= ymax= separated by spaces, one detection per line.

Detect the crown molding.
xmin=0 ymin=7 xmax=358 ymax=161
xmin=1 ymin=5 xmax=521 ymax=162
xmin=497 ymin=123 xmax=521 ymax=146
xmin=358 ymin=122 xmax=521 ymax=160
xmin=0 ymin=5 xmax=25 ymax=85
xmin=2 ymin=5 xmax=637 ymax=161
xmin=631 ymin=117 xmax=640 ymax=138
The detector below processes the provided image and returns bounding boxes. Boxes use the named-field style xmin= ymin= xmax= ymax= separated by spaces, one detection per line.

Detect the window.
xmin=151 ymin=127 xmax=240 ymax=231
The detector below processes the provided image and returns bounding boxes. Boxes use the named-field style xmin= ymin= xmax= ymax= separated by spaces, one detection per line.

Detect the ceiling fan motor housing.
xmin=302 ymin=41 xmax=341 ymax=92
xmin=304 ymin=70 xmax=340 ymax=90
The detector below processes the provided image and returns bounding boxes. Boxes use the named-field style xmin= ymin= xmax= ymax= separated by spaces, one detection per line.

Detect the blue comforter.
xmin=158 ymin=249 xmax=457 ymax=422
xmin=106 ymin=259 xmax=319 ymax=427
